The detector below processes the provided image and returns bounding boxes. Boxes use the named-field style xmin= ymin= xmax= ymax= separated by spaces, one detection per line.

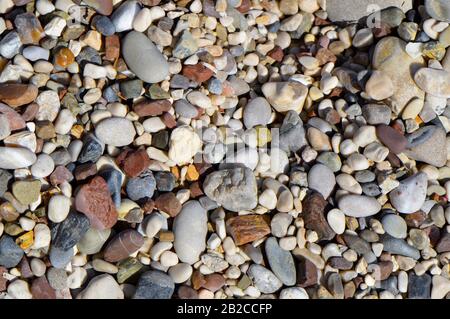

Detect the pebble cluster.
xmin=0 ymin=0 xmax=450 ymax=300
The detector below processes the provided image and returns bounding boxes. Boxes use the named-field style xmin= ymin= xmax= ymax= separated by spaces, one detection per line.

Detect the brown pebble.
xmin=74 ymin=163 xmax=98 ymax=181
xmin=177 ymin=285 xmax=199 ymax=299
xmin=31 ymin=276 xmax=56 ymax=299
xmin=103 ymin=229 xmax=144 ymax=262
xmin=267 ymin=46 xmax=284 ymax=62
xmin=189 ymin=181 xmax=203 ymax=198
xmin=202 ymin=274 xmax=225 ymax=292
xmin=118 ymin=148 xmax=151 ymax=178
xmin=376 ymin=124 xmax=408 ymax=154
xmin=161 ymin=112 xmax=177 ymax=129
xmin=328 ymin=257 xmax=353 ymax=270
xmin=50 ymin=166 xmax=74 ymax=186
xmin=75 ymin=176 xmax=118 ymax=230
xmin=105 ymin=35 xmax=120 ymax=61
xmin=182 ymin=63 xmax=214 ymax=84
xmin=302 ymin=192 xmax=335 ymax=241
xmin=296 ymin=257 xmax=318 ymax=287
xmin=0 ymin=103 xmax=26 ymax=131
xmin=226 ymin=215 xmax=270 ymax=246
xmin=21 ymin=102 xmax=39 ymax=122
xmin=154 ymin=192 xmax=182 ymax=217
xmin=133 ymin=100 xmax=171 ymax=117
xmin=0 ymin=83 xmax=38 ymax=108
xmin=35 ymin=121 xmax=56 ymax=139
xmin=0 ymin=267 xmax=7 ymax=291
xmin=404 ymin=211 xmax=426 ymax=228
xmin=191 ymin=270 xmax=206 ymax=290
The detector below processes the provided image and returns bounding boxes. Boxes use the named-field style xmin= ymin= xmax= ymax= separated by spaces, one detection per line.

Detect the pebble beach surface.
xmin=0 ymin=0 xmax=450 ymax=300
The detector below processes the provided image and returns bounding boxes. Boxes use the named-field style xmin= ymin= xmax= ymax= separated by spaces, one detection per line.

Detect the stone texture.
xmin=103 ymin=229 xmax=144 ymax=263
xmin=226 ymin=215 xmax=270 ymax=246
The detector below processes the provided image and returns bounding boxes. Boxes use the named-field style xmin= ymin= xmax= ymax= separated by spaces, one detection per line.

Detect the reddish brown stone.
xmin=302 ymin=192 xmax=335 ymax=241
xmin=50 ymin=166 xmax=74 ymax=186
xmin=404 ymin=211 xmax=426 ymax=228
xmin=376 ymin=125 xmax=408 ymax=154
xmin=103 ymin=229 xmax=144 ymax=262
xmin=161 ymin=112 xmax=177 ymax=129
xmin=31 ymin=277 xmax=56 ymax=299
xmin=236 ymin=0 xmax=250 ymax=13
xmin=82 ymin=0 xmax=113 ymax=15
xmin=74 ymin=163 xmax=98 ymax=181
xmin=203 ymin=274 xmax=225 ymax=292
xmin=133 ymin=100 xmax=171 ymax=117
xmin=386 ymin=152 xmax=402 ymax=168
xmin=21 ymin=102 xmax=39 ymax=122
xmin=0 ymin=103 xmax=26 ymax=131
xmin=154 ymin=192 xmax=182 ymax=217
xmin=177 ymin=285 xmax=199 ymax=299
xmin=324 ymin=108 xmax=341 ymax=125
xmin=75 ymin=176 xmax=118 ymax=230
xmin=267 ymin=46 xmax=284 ymax=62
xmin=226 ymin=215 xmax=270 ymax=246
xmin=35 ymin=138 xmax=44 ymax=154
xmin=0 ymin=267 xmax=7 ymax=292
xmin=105 ymin=35 xmax=120 ymax=61
xmin=142 ymin=199 xmax=155 ymax=213
xmin=297 ymin=257 xmax=318 ymax=287
xmin=436 ymin=233 xmax=450 ymax=253
xmin=189 ymin=181 xmax=203 ymax=198
xmin=119 ymin=148 xmax=151 ymax=178
xmin=0 ymin=84 xmax=38 ymax=108
xmin=182 ymin=63 xmax=214 ymax=84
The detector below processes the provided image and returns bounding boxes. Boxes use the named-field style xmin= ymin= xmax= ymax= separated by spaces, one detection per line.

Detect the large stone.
xmin=414 ymin=68 xmax=450 ymax=98
xmin=122 ymin=31 xmax=169 ymax=83
xmin=425 ymin=0 xmax=450 ymax=23
xmin=338 ymin=195 xmax=381 ymax=217
xmin=302 ymin=192 xmax=335 ymax=241
xmin=372 ymin=37 xmax=425 ymax=114
xmin=326 ymin=0 xmax=413 ymax=22
xmin=173 ymin=201 xmax=208 ymax=264
xmin=226 ymin=215 xmax=271 ymax=246
xmin=0 ymin=235 xmax=24 ymax=268
xmin=51 ymin=212 xmax=90 ymax=251
xmin=203 ymin=167 xmax=258 ymax=212
xmin=247 ymin=264 xmax=282 ymax=294
xmin=307 ymin=164 xmax=336 ymax=199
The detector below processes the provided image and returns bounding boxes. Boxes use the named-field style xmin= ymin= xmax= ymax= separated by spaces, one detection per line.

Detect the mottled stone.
xmin=103 ymin=229 xmax=144 ymax=263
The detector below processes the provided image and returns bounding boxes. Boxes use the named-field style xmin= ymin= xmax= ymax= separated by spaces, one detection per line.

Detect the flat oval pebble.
xmin=338 ymin=195 xmax=382 ymax=217
xmin=95 ymin=117 xmax=136 ymax=147
xmin=0 ymin=147 xmax=37 ymax=169
xmin=173 ymin=201 xmax=207 ymax=264
xmin=122 ymin=31 xmax=169 ymax=83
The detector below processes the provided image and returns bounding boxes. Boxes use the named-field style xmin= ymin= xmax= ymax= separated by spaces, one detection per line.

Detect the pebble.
xmin=243 ymin=97 xmax=272 ymax=129
xmin=426 ymin=0 xmax=450 ymax=23
xmin=95 ymin=117 xmax=136 ymax=147
xmin=203 ymin=167 xmax=257 ymax=212
xmin=405 ymin=126 xmax=447 ymax=167
xmin=0 ymin=83 xmax=38 ymax=108
xmin=278 ymin=111 xmax=308 ymax=153
xmin=122 ymin=31 xmax=169 ymax=83
xmin=327 ymin=209 xmax=346 ymax=235
xmin=133 ymin=270 xmax=175 ymax=299
xmin=338 ymin=195 xmax=382 ymax=217
xmin=247 ymin=264 xmax=283 ymax=294
xmin=382 ymin=214 xmax=408 ymax=238
xmin=262 ymin=82 xmax=308 ymax=113
xmin=173 ymin=201 xmax=207 ymax=264
xmin=414 ymin=67 xmax=450 ymax=97
xmin=78 ymin=274 xmax=124 ymax=299
xmin=77 ymin=227 xmax=111 ymax=255
xmin=307 ymin=163 xmax=336 ymax=199
xmin=302 ymin=192 xmax=335 ymax=241
xmin=103 ymin=229 xmax=144 ymax=263
xmin=382 ymin=235 xmax=420 ymax=259
xmin=0 ymin=235 xmax=24 ymax=268
xmin=75 ymin=176 xmax=118 ymax=230
xmin=389 ymin=173 xmax=427 ymax=214
xmin=408 ymin=273 xmax=432 ymax=299
xmin=168 ymin=126 xmax=202 ymax=165
xmin=48 ymin=195 xmax=71 ymax=223
xmin=265 ymin=237 xmax=296 ymax=286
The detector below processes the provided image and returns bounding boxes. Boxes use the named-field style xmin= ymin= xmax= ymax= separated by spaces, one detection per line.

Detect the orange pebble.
xmin=55 ymin=47 xmax=75 ymax=68
xmin=186 ymin=164 xmax=199 ymax=181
